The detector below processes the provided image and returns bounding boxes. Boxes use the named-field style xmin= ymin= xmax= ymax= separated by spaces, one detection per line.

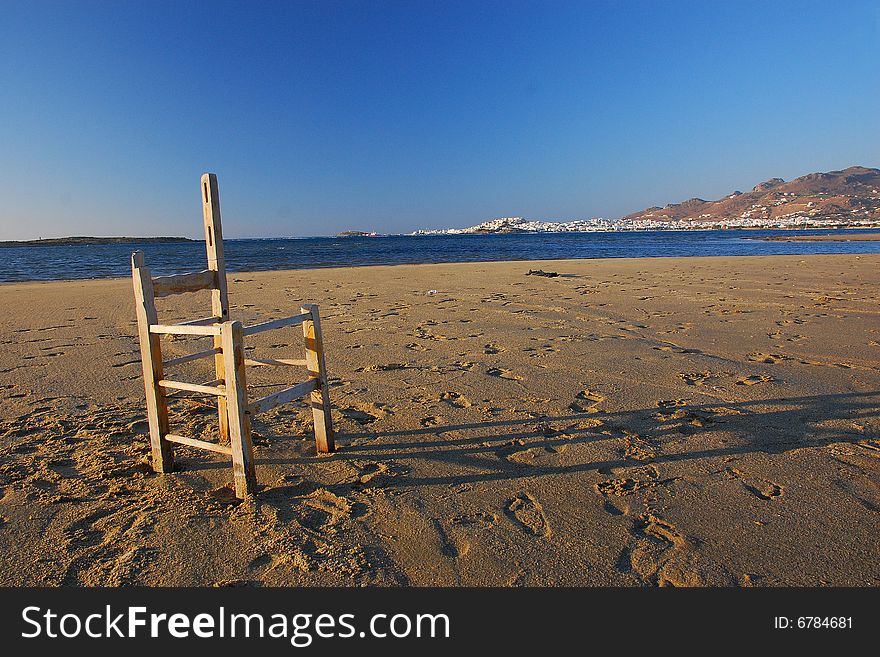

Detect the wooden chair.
xmin=130 ymin=173 xmax=334 ymax=498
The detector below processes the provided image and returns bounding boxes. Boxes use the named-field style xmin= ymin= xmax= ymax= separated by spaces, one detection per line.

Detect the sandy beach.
xmin=0 ymin=253 xmax=878 ymax=587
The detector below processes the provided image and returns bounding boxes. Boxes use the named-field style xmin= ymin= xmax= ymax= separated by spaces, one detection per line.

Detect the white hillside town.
xmin=412 ymin=212 xmax=878 ymax=235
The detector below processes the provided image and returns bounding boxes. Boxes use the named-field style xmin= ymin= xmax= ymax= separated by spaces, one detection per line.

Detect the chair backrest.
xmin=132 ymin=172 xmax=229 ymax=326
xmin=201 ymin=172 xmax=230 ymax=326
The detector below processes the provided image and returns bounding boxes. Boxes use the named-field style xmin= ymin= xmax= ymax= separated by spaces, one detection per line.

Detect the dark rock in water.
xmin=526 ymin=269 xmax=559 ymax=277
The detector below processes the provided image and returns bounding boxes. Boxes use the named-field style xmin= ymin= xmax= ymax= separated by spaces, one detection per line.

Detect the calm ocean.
xmin=1 ymin=229 xmax=879 ymax=283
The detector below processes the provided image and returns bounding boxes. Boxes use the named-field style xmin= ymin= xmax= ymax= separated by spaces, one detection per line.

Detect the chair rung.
xmin=242 ymin=313 xmax=310 ymax=336
xmin=164 ymin=348 xmax=221 ymax=367
xmin=150 ymin=323 xmax=221 ymax=336
xmin=176 ymin=316 xmax=222 ymax=327
xmin=244 ymin=357 xmax=308 ymax=367
xmin=247 ymin=379 xmax=317 ymax=415
xmin=158 ymin=379 xmax=225 ymax=395
xmin=152 ymin=269 xmax=216 ymax=298
xmin=165 ymin=434 xmax=232 ymax=455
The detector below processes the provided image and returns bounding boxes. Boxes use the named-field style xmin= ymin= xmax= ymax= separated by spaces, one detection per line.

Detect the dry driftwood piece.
xmin=130 ymin=173 xmax=335 ymax=498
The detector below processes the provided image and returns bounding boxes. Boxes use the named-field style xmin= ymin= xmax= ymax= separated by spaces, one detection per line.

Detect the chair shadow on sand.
xmin=184 ymin=390 xmax=879 ymax=493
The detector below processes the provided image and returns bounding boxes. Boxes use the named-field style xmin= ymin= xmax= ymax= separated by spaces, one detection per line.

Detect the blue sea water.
xmin=1 ymin=229 xmax=879 ymax=283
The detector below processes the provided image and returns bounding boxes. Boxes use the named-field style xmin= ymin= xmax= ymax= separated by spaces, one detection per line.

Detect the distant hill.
xmin=0 ymin=236 xmax=195 ymax=248
xmin=622 ymin=166 xmax=880 ymax=227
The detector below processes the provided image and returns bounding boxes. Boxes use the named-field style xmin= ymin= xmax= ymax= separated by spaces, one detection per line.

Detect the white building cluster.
xmin=412 ymin=199 xmax=879 ymax=235
xmin=412 ymin=216 xmax=618 ymax=235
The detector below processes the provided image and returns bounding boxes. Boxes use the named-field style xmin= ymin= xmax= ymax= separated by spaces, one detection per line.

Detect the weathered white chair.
xmin=131 ymin=173 xmax=334 ymax=498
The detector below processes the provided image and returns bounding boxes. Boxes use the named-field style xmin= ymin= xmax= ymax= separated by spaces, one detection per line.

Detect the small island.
xmin=0 ymin=236 xmax=195 ymax=248
xmin=336 ymin=231 xmax=380 ymax=237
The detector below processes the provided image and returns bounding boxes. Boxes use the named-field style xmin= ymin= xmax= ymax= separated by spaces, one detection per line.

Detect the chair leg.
xmin=302 ymin=304 xmax=335 ymax=453
xmin=131 ymin=252 xmax=174 ymax=473
xmin=221 ymin=320 xmax=257 ymax=498
xmin=142 ymin=336 xmax=174 ymax=473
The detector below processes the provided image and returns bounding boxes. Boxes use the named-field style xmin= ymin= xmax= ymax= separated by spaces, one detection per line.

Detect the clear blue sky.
xmin=1 ymin=0 xmax=878 ymax=239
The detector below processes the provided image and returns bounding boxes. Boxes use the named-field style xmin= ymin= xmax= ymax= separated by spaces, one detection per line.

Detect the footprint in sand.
xmin=653 ymin=402 xmax=717 ymax=429
xmin=433 ymin=512 xmax=498 ymax=560
xmin=677 ymin=371 xmax=719 ymax=386
xmin=655 ymin=399 xmax=688 ymax=411
xmin=570 ymin=389 xmax=605 ymax=413
xmin=431 ymin=518 xmax=466 ymax=558
xmin=413 ymin=326 xmax=452 ymax=341
xmin=46 ymin=458 xmax=79 ymax=478
xmin=247 ymin=554 xmax=287 ymax=573
xmin=653 ymin=343 xmax=700 ymax=354
xmin=670 ymin=322 xmax=694 ymax=333
xmin=617 ymin=513 xmax=710 ymax=586
xmin=354 ymin=461 xmax=408 ymax=486
xmin=596 ymin=478 xmax=650 ymax=498
xmin=723 ymin=468 xmax=785 ymax=501
xmin=439 ymin=392 xmax=472 ymax=408
xmin=595 ymin=465 xmax=661 ymax=499
xmin=703 ymin=405 xmax=747 ymax=418
xmin=504 ymin=445 xmax=565 ymax=467
xmin=735 ymin=374 xmax=774 ymax=386
xmin=451 ymin=511 xmax=497 ymax=530
xmin=298 ymin=489 xmax=354 ymax=533
xmin=357 ymin=363 xmax=408 ymax=372
xmin=577 ymin=389 xmax=606 ymax=403
xmin=744 ymin=482 xmax=784 ymax=501
xmin=747 ymin=353 xmax=788 ymax=364
xmin=619 ymin=431 xmax=657 ymax=461
xmin=340 ymin=407 xmax=379 ymax=424
xmin=486 ymin=368 xmax=523 ymax=381
xmin=506 ymin=492 xmax=551 ymax=537
xmin=62 ymin=509 xmax=114 ymax=551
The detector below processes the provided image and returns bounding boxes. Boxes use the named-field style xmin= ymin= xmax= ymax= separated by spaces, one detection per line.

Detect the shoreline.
xmin=760 ymin=232 xmax=880 ymax=242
